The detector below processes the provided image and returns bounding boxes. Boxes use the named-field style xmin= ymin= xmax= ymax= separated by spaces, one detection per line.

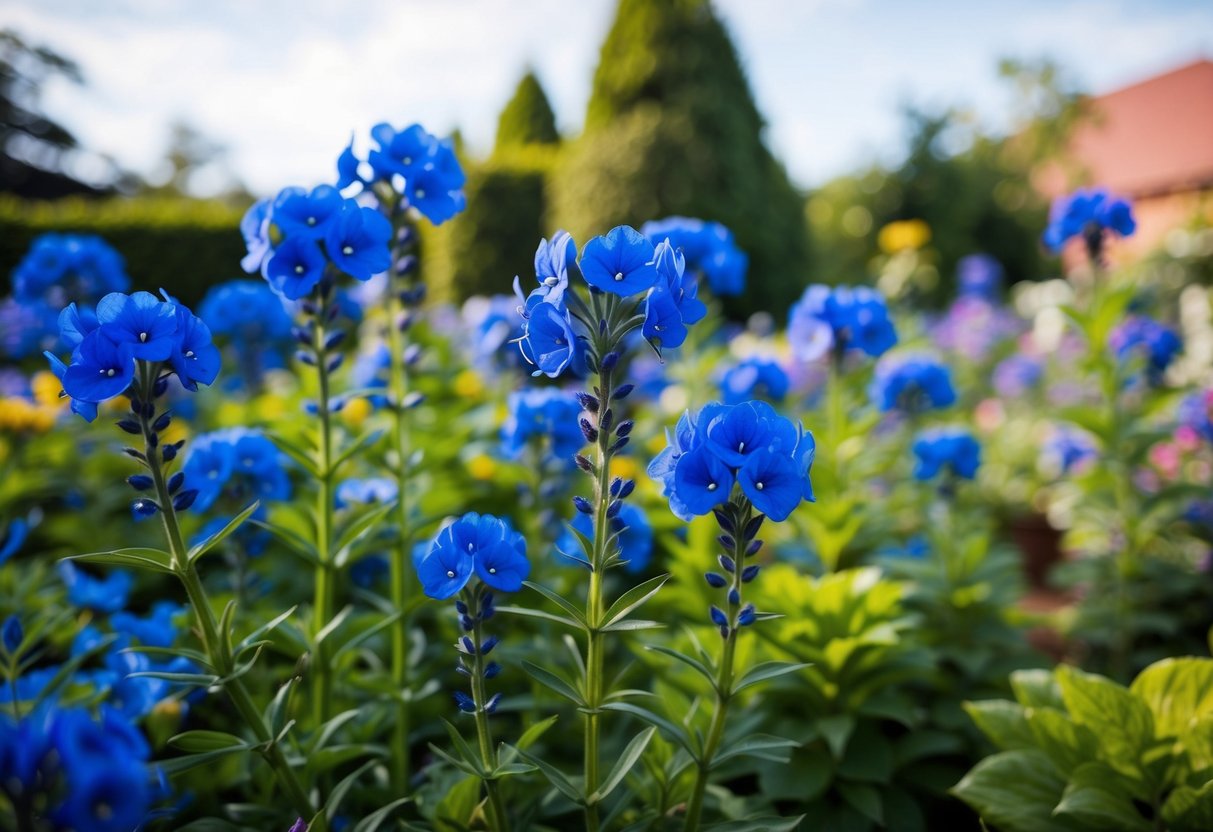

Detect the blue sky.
xmin=9 ymin=0 xmax=1213 ymax=195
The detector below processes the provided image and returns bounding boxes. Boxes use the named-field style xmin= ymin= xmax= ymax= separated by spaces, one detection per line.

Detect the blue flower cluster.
xmin=911 ymin=428 xmax=981 ymax=481
xmin=1111 ymin=315 xmax=1182 ymax=380
xmin=198 ymin=280 xmax=295 ymax=384
xmin=240 ymin=185 xmax=392 ymax=300
xmin=956 ymin=254 xmax=1004 ymax=299
xmin=44 ymin=290 xmax=220 ymax=422
xmin=417 ymin=513 xmax=530 ymax=601
xmin=649 ymin=401 xmax=815 ymax=523
xmin=1042 ymin=188 xmax=1136 ymax=254
xmin=338 ymin=122 xmax=467 ymax=225
xmin=0 ymin=706 xmax=152 ymax=831
xmin=516 ymin=227 xmax=706 ymax=377
xmin=463 ymin=295 xmax=526 ymax=371
xmin=720 ymin=357 xmax=789 ymax=405
xmin=184 ymin=428 xmax=291 ymax=513
xmin=500 ymin=389 xmax=585 ymax=462
xmin=787 ymin=284 xmax=898 ymax=363
xmin=640 ymin=216 xmax=749 ymax=296
xmin=558 ymin=502 xmax=653 ymax=574
xmin=869 ymin=353 xmax=957 ymax=413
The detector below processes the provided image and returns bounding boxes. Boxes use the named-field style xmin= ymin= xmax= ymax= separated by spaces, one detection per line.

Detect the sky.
xmin=8 ymin=0 xmax=1213 ymax=196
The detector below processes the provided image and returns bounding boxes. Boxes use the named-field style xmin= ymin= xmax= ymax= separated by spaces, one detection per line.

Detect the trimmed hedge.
xmin=0 ymin=195 xmax=248 ymax=307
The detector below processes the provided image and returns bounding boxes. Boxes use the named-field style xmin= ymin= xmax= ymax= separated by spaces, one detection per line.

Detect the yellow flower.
xmin=0 ymin=397 xmax=56 ymax=434
xmin=342 ymin=396 xmax=373 ymax=428
xmin=877 ymin=219 xmax=931 ymax=254
xmin=454 ymin=369 xmax=484 ymax=400
xmin=31 ymin=371 xmax=66 ymax=409
xmin=610 ymin=456 xmax=641 ymax=482
xmin=468 ymin=453 xmax=497 ymax=481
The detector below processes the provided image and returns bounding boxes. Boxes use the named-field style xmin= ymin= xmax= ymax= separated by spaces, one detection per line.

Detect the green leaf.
xmin=646 ymin=644 xmax=716 ymax=687
xmin=497 ymin=605 xmax=584 ymax=630
xmin=1056 ymin=665 xmax=1154 ymax=783
xmin=188 ymin=501 xmax=261 ymax=564
xmin=159 ymin=746 xmax=249 ymax=776
xmin=516 ymin=714 xmax=559 ymax=751
xmin=590 ymin=726 xmax=655 ymax=803
xmin=600 ymin=573 xmax=669 ymax=629
xmin=714 ymin=733 xmax=798 ymax=766
xmin=703 ymin=818 xmax=804 ymax=832
xmin=1053 ymin=762 xmax=1151 ymax=831
xmin=426 ymin=743 xmax=482 ymax=778
xmin=522 ymin=581 xmax=588 ymax=627
xmin=442 ymin=719 xmax=488 ymax=778
xmin=601 ymin=701 xmax=698 ymax=757
xmin=1011 ymin=668 xmax=1064 ymax=710
xmin=237 ymin=605 xmax=299 ymax=653
xmin=325 ymin=760 xmax=378 ymax=823
xmin=522 ymin=661 xmax=585 ymax=706
xmin=1026 ymin=707 xmax=1099 ymax=776
xmin=838 ymin=782 xmax=883 ymax=825
xmin=350 ymin=797 xmax=411 ymax=832
xmin=731 ymin=661 xmax=809 ymax=695
xmin=31 ymin=635 xmax=118 ymax=712
xmin=329 ymin=429 xmax=385 ymax=477
xmin=311 ymin=709 xmax=362 ymax=753
xmin=510 ymin=746 xmax=583 ymax=804
xmin=1130 ymin=657 xmax=1213 ymax=738
xmin=1163 ymin=780 xmax=1213 ymax=832
xmin=127 ymin=669 xmax=220 ymax=686
xmin=333 ymin=501 xmax=397 ymax=566
xmin=814 ymin=713 xmax=856 ymax=760
xmin=169 ymin=730 xmax=248 ymax=753
xmin=433 ymin=776 xmax=481 ymax=832
xmin=250 ymin=519 xmax=320 ymax=565
xmin=600 ymin=619 xmax=663 ymax=632
xmin=951 ymin=749 xmax=1070 ymax=832
xmin=68 ymin=547 xmax=174 ymax=574
xmin=964 ymin=699 xmax=1034 ymax=751
xmin=266 ymin=431 xmax=320 ymax=477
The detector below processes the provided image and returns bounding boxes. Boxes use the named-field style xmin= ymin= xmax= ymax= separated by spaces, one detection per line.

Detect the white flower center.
xmin=307 ymin=216 xmax=316 ymax=226
xmin=707 ymin=483 xmax=717 ymax=492
xmin=105 ymin=369 xmax=115 ymax=377
xmin=467 ymin=543 xmax=475 ymax=551
xmin=756 ymin=481 xmax=764 ymax=490
xmin=185 ymin=350 xmax=195 ymax=358
xmin=446 ymin=570 xmax=455 ymax=578
xmin=415 ymin=188 xmax=426 ymax=198
xmin=489 ymin=567 xmax=497 ymax=574
xmin=614 ymin=271 xmax=624 ymax=282
xmin=403 ymin=156 xmax=413 ymax=166
xmin=139 ymin=332 xmax=148 ymax=342
xmin=544 ymin=276 xmax=558 ymax=286
xmin=295 ymin=265 xmax=305 ymax=274
xmin=738 ymin=442 xmax=745 ymax=452
xmin=342 ymin=245 xmax=354 ymax=255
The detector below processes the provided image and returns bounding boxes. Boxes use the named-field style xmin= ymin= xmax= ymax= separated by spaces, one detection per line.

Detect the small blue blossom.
xmin=519 ymin=301 xmax=578 ymax=378
xmin=720 ymin=357 xmax=789 ymax=405
xmin=558 ymin=503 xmax=653 ymax=573
xmin=788 ymin=284 xmax=897 ymax=362
xmin=335 ymin=477 xmax=398 ymax=508
xmin=912 ymin=428 xmax=981 ymax=481
xmin=240 ymin=197 xmax=274 ymax=273
xmin=265 ymin=235 xmax=327 ymax=300
xmin=363 ymin=123 xmax=467 ymax=225
xmin=61 ymin=330 xmax=136 ymax=405
xmin=1042 ymin=188 xmax=1136 ymax=253
xmin=0 ymin=518 xmax=30 ymax=565
xmin=417 ymin=513 xmax=529 ymax=600
xmin=1111 ymin=315 xmax=1182 ymax=380
xmin=57 ymin=562 xmax=133 ymax=614
xmin=2 ymin=615 xmax=21 ymax=654
xmin=501 ymin=389 xmax=585 ymax=461
xmin=95 ymin=291 xmax=178 ymax=361
xmin=110 ymin=602 xmax=183 ymax=649
xmin=640 ymin=216 xmax=748 ymax=296
xmin=1044 ymin=426 xmax=1097 ymax=475
xmin=957 ymin=254 xmax=1004 ymax=299
xmin=1179 ymin=390 xmax=1213 ymax=443
xmin=579 ymin=226 xmax=658 ymax=297
xmin=271 ymin=185 xmax=345 ymax=241
xmin=869 ymin=353 xmax=957 ymax=413
xmin=325 ymin=202 xmax=393 ymax=281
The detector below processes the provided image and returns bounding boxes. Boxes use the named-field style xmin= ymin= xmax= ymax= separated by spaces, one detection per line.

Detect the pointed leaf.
xmin=188 ymin=501 xmax=261 ymax=564
xmin=731 ymin=661 xmax=810 ymax=695
xmin=601 ymin=701 xmax=698 ymax=757
xmin=511 ymin=746 xmax=583 ymax=804
xmin=522 ymin=661 xmax=585 ymax=706
xmin=69 ymin=547 xmax=174 ymax=574
xmin=523 ymin=581 xmax=588 ymax=626
xmin=590 ymin=726 xmax=655 ymax=803
xmin=601 ymin=574 xmax=669 ymax=629
xmin=169 ymin=730 xmax=249 ymax=753
xmin=266 ymin=431 xmax=320 ymax=477
xmin=646 ymin=644 xmax=716 ymax=687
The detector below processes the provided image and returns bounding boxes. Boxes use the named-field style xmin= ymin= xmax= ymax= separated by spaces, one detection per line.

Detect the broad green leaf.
xmin=427 ymin=742 xmax=481 ymax=778
xmin=1011 ymin=668 xmax=1064 ymax=710
xmin=515 ymin=714 xmax=559 ymax=752
xmin=814 ymin=713 xmax=856 ymax=760
xmin=601 ymin=701 xmax=698 ymax=757
xmin=433 ymin=775 xmax=480 ymax=832
xmin=1026 ymin=707 xmax=1098 ymax=776
xmin=69 ymin=547 xmax=174 ymax=574
xmin=522 ymin=661 xmax=585 ymax=706
xmin=951 ymin=749 xmax=1070 ymax=832
xmin=600 ymin=619 xmax=663 ymax=632
xmin=169 ymin=730 xmax=248 ymax=753
xmin=1162 ymin=780 xmax=1213 ymax=832
xmin=127 ymin=669 xmax=220 ymax=686
xmin=838 ymin=782 xmax=883 ymax=825
xmin=964 ymin=699 xmax=1034 ymax=751
xmin=159 ymin=746 xmax=249 ymax=775
xmin=646 ymin=644 xmax=716 ymax=688
xmin=731 ymin=661 xmax=810 ymax=695
xmin=250 ymin=519 xmax=320 ymax=565
xmin=590 ymin=726 xmax=655 ymax=803
xmin=350 ymin=797 xmax=411 ymax=832
xmin=266 ymin=431 xmax=320 ymax=477
xmin=600 ymin=574 xmax=670 ymax=629
xmin=522 ymin=581 xmax=588 ymax=626
xmin=1130 ymin=657 xmax=1213 ymax=738
xmin=1053 ymin=762 xmax=1151 ymax=831
xmin=188 ymin=501 xmax=261 ymax=564
xmin=325 ymin=760 xmax=377 ymax=823
xmin=1057 ymin=665 xmax=1153 ymax=776
xmin=442 ymin=719 xmax=488 ymax=778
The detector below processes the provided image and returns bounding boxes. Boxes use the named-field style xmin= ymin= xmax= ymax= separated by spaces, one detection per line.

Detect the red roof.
xmin=1066 ymin=59 xmax=1213 ymax=199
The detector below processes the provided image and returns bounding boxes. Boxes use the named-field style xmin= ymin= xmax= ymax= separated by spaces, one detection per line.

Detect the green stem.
xmin=386 ymin=254 xmax=414 ymax=794
xmin=312 ymin=287 xmax=337 ymax=732
xmin=683 ymin=504 xmax=748 ymax=832
xmin=136 ymin=364 xmax=315 ymax=819
xmin=467 ymin=587 xmax=509 ymax=832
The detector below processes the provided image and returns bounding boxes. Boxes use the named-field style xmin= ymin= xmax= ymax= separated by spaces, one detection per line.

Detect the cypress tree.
xmin=495 ymin=70 xmax=560 ymax=149
xmin=552 ymin=0 xmax=810 ymax=318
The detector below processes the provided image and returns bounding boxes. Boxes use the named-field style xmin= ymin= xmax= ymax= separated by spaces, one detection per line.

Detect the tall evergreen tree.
xmin=553 ymin=0 xmax=809 ymax=318
xmin=495 ymin=70 xmax=560 ymax=149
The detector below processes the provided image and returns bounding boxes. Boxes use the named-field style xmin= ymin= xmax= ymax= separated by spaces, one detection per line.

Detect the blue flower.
xmin=520 ymin=230 xmax=576 ymax=310
xmin=672 ymin=444 xmax=735 ymax=518
xmin=912 ymin=428 xmax=981 ymax=481
xmin=1044 ymin=427 xmax=1097 ymax=475
xmin=265 ymin=235 xmax=327 ymax=300
xmin=61 ymin=330 xmax=136 ymax=404
xmin=2 ymin=615 xmax=21 ymax=654
xmin=1111 ymin=315 xmax=1181 ymax=380
xmin=365 ymin=123 xmax=467 ymax=224
xmin=199 ymin=279 xmax=293 ymax=347
xmin=579 ymin=226 xmax=658 ymax=297
xmin=701 ymin=400 xmax=795 ymax=469
xmin=166 ymin=301 xmax=221 ymax=391
xmin=43 ymin=351 xmax=98 ymax=421
xmin=640 ymin=216 xmax=748 ymax=296
xmin=642 ymin=239 xmax=706 ymax=349
xmin=240 ymin=197 xmax=274 ymax=273
xmin=788 ymin=284 xmax=897 ymax=361
xmin=57 ymin=562 xmax=133 ymax=613
xmin=993 ymin=354 xmax=1043 ymax=398
xmin=12 ymin=233 xmax=130 ymax=305
xmin=418 ymin=512 xmax=529 ymax=599
xmin=336 ymin=135 xmax=364 ymax=190
xmin=271 ymin=185 xmax=344 ymax=241
xmin=368 ymin=122 xmax=437 ymax=181
xmin=58 ymin=302 xmax=99 ymax=349
xmin=737 ymin=448 xmax=803 ymax=522
xmin=520 ymin=301 xmax=578 ymax=378
xmin=111 ymin=602 xmax=183 ymax=649
xmin=559 ymin=503 xmax=653 ymax=573
xmin=869 ymin=353 xmax=956 ymax=413
xmin=0 ymin=518 xmax=29 ymax=565
xmin=95 ymin=290 xmax=178 ymax=361
xmin=720 ymin=358 xmax=788 ymax=405
xmin=325 ymin=202 xmax=392 ymax=281
xmin=1042 ymin=188 xmax=1136 ymax=253
xmin=957 ymin=254 xmax=1004 ymax=299
xmin=501 ymin=389 xmax=584 ymax=461
xmin=410 ymin=162 xmax=467 ymax=225
xmin=1179 ymin=390 xmax=1213 ymax=443
xmin=642 ymin=285 xmax=687 ymax=349
xmin=336 ymin=477 xmax=398 ymax=507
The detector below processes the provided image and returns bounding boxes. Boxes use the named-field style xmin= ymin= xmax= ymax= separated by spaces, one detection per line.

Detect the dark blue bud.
xmin=738 ymin=605 xmax=757 ymax=627
xmin=713 ymin=508 xmax=735 ymax=534
xmin=484 ymin=693 xmax=503 ymax=714
xmin=300 ymin=300 xmax=318 ymax=316
xmin=454 ymin=691 xmax=476 ymax=713
xmin=718 ymin=534 xmax=736 ymax=551
xmin=601 ymin=351 xmax=619 ymax=370
xmin=128 ymin=397 xmax=143 ymax=414
xmin=127 ymin=475 xmax=153 ymax=491
xmin=600 ymin=409 xmax=614 ymax=432
xmin=709 ymin=606 xmax=728 ymax=628
xmin=484 ymin=661 xmax=501 ymax=679
xmin=123 ymin=447 xmax=146 ymax=461
xmin=744 ymin=515 xmax=765 ymax=541
xmin=609 ymin=437 xmax=630 ymax=453
xmin=3 ymin=615 xmax=23 ymax=654
xmin=395 ymin=226 xmax=416 ymax=247
xmin=117 ymin=418 xmax=141 ymax=435
xmin=597 ymin=316 xmax=607 ymax=333
xmin=456 ymin=664 xmax=472 ymax=676
xmin=141 ymin=400 xmax=155 ymax=419
xmin=746 ymin=540 xmax=763 ymax=556
xmin=616 ymin=420 xmax=634 ymax=438
xmin=719 ymin=555 xmax=736 ymax=573
xmin=573 ymin=496 xmax=593 ymax=515
xmin=394 ymin=254 xmax=419 ymax=276
xmin=455 ymin=600 xmax=468 ymax=614
xmin=481 ymin=636 xmax=499 ymax=655
xmin=168 ymin=472 xmax=185 ymax=494
xmin=576 ymin=392 xmax=599 ymax=413
xmin=325 ymin=300 xmax=340 ymax=321
xmin=296 ymin=349 xmax=318 ymax=367
xmin=460 ymin=615 xmax=475 ymax=631
xmin=153 ymin=376 xmax=169 ymax=397
xmin=162 ymin=440 xmax=184 ymax=462
xmin=481 ymin=594 xmax=495 ymax=619
xmin=606 ymin=500 xmax=622 ymax=519
xmin=719 ymin=625 xmax=730 ymax=639
xmin=403 ymin=344 xmax=423 ymax=365
xmin=741 ymin=565 xmax=760 ymax=583
xmin=402 ymin=392 xmax=425 ymax=409
xmin=173 ymin=490 xmax=198 ymax=512
xmin=326 ymin=353 xmax=344 ymax=372
xmin=580 ymin=418 xmax=598 ymax=443
xmin=612 ymin=384 xmax=634 ymax=400
xmin=618 ymin=479 xmax=635 ymax=499
xmin=152 ymin=412 xmax=172 ymax=432
xmin=146 ymin=431 xmax=159 ymax=449
xmin=325 ymin=330 xmax=346 ymax=351
xmin=705 ymin=572 xmax=727 ymax=588
xmin=460 ymin=636 xmax=476 ymax=654
xmin=728 ymin=587 xmax=741 ymax=606
xmin=610 ymin=477 xmax=623 ymax=497
xmin=292 ymin=326 xmax=313 ymax=346
xmin=574 ymin=454 xmax=594 ymax=473
xmin=132 ymin=498 xmax=160 ymax=519
xmin=397 ymin=311 xmax=415 ymax=331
